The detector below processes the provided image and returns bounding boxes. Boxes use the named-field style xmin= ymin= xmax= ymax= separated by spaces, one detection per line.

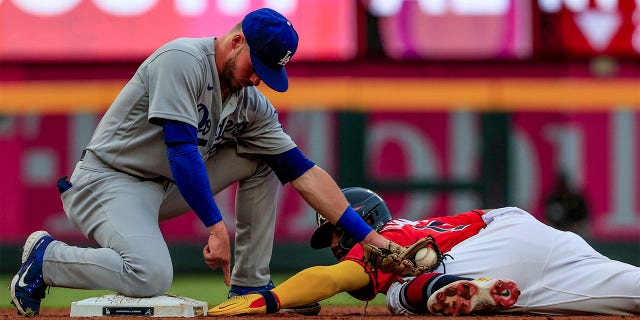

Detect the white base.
xmin=70 ymin=294 xmax=207 ymax=317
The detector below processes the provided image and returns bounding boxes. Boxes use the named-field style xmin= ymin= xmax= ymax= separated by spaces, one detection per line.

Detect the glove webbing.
xmin=256 ymin=291 xmax=279 ymax=314
xmin=423 ymin=236 xmax=447 ymax=272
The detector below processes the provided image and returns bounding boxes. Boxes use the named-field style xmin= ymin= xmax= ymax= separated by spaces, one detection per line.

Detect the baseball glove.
xmin=362 ymin=235 xmax=444 ymax=276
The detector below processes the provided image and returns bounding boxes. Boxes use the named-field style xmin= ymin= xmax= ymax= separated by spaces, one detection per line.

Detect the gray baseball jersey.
xmin=87 ymin=37 xmax=296 ymax=178
xmin=45 ymin=37 xmax=297 ymax=296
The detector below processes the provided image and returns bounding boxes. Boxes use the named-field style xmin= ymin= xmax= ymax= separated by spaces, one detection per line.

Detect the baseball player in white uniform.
xmin=409 ymin=207 xmax=640 ymax=315
xmin=207 ymin=189 xmax=640 ymax=316
xmin=9 ymin=8 xmax=392 ymax=317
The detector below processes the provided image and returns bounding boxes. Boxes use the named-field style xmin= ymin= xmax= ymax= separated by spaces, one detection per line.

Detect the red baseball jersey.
xmin=344 ymin=209 xmax=487 ymax=300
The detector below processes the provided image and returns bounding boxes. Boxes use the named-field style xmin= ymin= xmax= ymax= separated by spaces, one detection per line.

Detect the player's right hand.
xmin=204 ymin=221 xmax=231 ymax=286
xmin=208 ymin=293 xmax=271 ymax=316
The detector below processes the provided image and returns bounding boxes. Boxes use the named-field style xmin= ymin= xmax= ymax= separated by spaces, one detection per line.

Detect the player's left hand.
xmin=204 ymin=221 xmax=231 ymax=286
xmin=208 ymin=293 xmax=278 ymax=316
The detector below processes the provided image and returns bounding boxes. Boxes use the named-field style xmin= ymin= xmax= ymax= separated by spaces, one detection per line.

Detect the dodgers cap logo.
xmin=242 ymin=8 xmax=298 ymax=92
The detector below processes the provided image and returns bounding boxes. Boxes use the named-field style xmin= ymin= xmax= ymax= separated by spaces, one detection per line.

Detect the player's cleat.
xmin=209 ymin=293 xmax=269 ymax=316
xmin=427 ymin=277 xmax=520 ymax=316
xmin=9 ymin=231 xmax=55 ymax=317
xmin=228 ymin=280 xmax=321 ymax=316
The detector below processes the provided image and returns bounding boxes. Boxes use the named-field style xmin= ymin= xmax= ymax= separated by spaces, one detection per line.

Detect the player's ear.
xmin=230 ymin=34 xmax=246 ymax=49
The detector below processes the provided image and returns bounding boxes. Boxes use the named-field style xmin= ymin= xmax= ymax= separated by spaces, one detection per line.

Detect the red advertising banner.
xmin=368 ymin=111 xmax=639 ymax=240
xmin=536 ymin=0 xmax=640 ymax=57
xmin=514 ymin=111 xmax=640 ymax=239
xmin=362 ymin=0 xmax=533 ymax=59
xmin=363 ymin=0 xmax=640 ymax=59
xmin=3 ymin=0 xmax=639 ymax=62
xmin=0 ymin=0 xmax=356 ymax=61
xmin=1 ymin=110 xmax=638 ymax=244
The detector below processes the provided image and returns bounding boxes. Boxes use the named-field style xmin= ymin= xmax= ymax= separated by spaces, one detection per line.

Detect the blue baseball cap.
xmin=242 ymin=8 xmax=298 ymax=92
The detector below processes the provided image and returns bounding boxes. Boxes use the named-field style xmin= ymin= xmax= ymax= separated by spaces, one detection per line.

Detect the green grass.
xmin=0 ymin=273 xmax=385 ymax=309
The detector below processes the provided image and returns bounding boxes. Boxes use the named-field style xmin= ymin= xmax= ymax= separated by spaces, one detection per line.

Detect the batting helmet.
xmin=310 ymin=187 xmax=392 ymax=250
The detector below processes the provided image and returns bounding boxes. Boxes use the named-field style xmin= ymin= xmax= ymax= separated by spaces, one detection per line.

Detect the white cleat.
xmin=427 ymin=278 xmax=520 ymax=316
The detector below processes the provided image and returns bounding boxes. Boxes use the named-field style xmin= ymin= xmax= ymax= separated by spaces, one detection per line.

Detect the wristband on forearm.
xmin=335 ymin=206 xmax=373 ymax=243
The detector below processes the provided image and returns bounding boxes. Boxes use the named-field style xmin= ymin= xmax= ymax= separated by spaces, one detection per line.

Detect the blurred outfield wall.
xmin=1 ymin=0 xmax=639 ymax=271
xmin=1 ymin=68 xmax=639 ymax=271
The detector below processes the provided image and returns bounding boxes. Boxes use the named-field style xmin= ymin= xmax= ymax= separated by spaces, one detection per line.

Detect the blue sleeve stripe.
xmin=162 ymin=119 xmax=198 ymax=145
xmin=262 ymin=147 xmax=315 ymax=184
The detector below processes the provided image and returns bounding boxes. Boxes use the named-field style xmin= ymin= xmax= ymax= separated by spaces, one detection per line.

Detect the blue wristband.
xmin=335 ymin=206 xmax=373 ymax=243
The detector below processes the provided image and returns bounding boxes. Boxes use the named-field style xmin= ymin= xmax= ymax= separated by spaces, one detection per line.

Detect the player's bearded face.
xmin=222 ymin=45 xmax=261 ymax=91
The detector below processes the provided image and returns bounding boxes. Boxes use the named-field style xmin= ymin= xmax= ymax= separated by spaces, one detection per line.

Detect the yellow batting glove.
xmin=208 ymin=292 xmax=280 ymax=316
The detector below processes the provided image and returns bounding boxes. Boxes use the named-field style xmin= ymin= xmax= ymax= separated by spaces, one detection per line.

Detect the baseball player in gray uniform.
xmin=9 ymin=8 xmax=392 ymax=317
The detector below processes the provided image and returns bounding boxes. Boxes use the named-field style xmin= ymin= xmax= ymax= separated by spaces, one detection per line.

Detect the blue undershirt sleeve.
xmin=162 ymin=120 xmax=222 ymax=227
xmin=262 ymin=147 xmax=315 ymax=184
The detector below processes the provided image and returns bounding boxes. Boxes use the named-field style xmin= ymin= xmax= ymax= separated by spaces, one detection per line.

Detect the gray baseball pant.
xmin=44 ymin=144 xmax=278 ymax=296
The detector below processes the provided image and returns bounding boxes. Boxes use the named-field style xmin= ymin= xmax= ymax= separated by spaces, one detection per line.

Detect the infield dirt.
xmin=2 ymin=306 xmax=639 ymax=320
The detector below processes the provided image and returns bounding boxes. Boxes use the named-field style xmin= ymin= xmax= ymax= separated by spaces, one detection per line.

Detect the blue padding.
xmin=262 ymin=147 xmax=315 ymax=184
xmin=336 ymin=206 xmax=373 ymax=243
